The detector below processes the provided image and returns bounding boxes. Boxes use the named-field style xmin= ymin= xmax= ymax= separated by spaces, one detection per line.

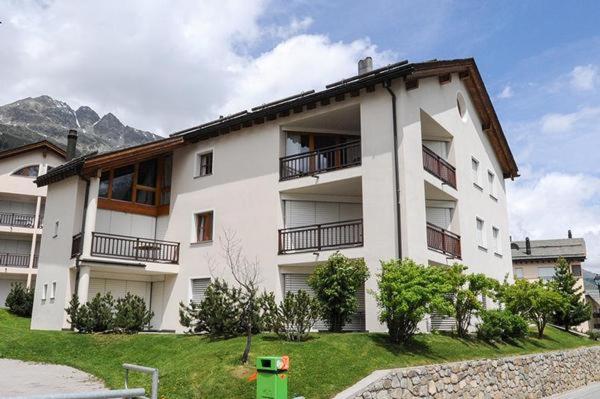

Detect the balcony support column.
xmin=77 ymin=265 xmax=91 ymax=304
xmin=82 ymin=174 xmax=100 ymax=258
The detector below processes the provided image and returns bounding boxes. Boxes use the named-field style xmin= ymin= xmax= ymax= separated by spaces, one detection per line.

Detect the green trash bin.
xmin=256 ymin=356 xmax=289 ymax=399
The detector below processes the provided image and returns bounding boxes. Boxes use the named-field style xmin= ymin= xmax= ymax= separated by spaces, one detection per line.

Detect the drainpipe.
xmin=74 ymin=177 xmax=90 ymax=297
xmin=384 ymin=80 xmax=403 ymax=259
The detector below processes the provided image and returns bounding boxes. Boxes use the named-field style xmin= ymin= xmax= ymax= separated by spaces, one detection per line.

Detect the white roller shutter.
xmin=88 ymin=278 xmax=150 ymax=305
xmin=282 ymin=273 xmax=365 ymax=331
xmin=191 ymin=278 xmax=211 ymax=304
xmin=315 ymin=202 xmax=339 ymax=224
xmin=426 ymin=207 xmax=451 ymax=230
xmin=339 ymin=203 xmax=362 ymax=221
xmin=284 ymin=201 xmax=363 ymax=227
xmin=423 ymin=140 xmax=448 ymax=160
xmin=88 ymin=278 xmax=105 ymax=300
xmin=285 ymin=201 xmax=316 ymax=228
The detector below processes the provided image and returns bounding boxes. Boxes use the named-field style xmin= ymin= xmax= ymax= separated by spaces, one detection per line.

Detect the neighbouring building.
xmin=511 ymin=232 xmax=592 ymax=332
xmin=583 ymin=271 xmax=600 ymax=332
xmin=30 ymin=58 xmax=519 ymax=332
xmin=0 ymin=141 xmax=66 ymax=306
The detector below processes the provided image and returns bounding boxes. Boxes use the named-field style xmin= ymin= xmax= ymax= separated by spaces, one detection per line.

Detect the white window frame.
xmin=488 ymin=170 xmax=497 ymax=199
xmin=195 ymin=149 xmax=214 ymax=178
xmin=53 ymin=220 xmax=59 ymax=238
xmin=471 ymin=157 xmax=482 ymax=189
xmin=42 ymin=283 xmax=48 ymax=301
xmin=514 ymin=267 xmax=524 ymax=279
xmin=476 ymin=217 xmax=486 ymax=249
xmin=492 ymin=226 xmax=501 ymax=255
xmin=50 ymin=281 xmax=56 ymax=300
xmin=538 ymin=267 xmax=555 ymax=281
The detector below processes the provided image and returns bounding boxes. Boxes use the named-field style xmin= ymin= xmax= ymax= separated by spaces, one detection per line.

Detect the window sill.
xmin=194 ymin=173 xmax=213 ymax=179
xmin=478 ymin=245 xmax=488 ymax=252
xmin=190 ymin=240 xmax=213 ymax=247
xmin=473 ymin=183 xmax=483 ymax=191
xmin=489 ymin=194 xmax=498 ymax=202
xmin=494 ymin=252 xmax=503 ymax=258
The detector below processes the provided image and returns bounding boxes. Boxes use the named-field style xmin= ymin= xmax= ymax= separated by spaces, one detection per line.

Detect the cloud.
xmin=508 ymin=173 xmax=600 ymax=272
xmin=540 ymin=106 xmax=600 ymax=134
xmin=497 ymin=85 xmax=514 ymax=99
xmin=569 ymin=64 xmax=598 ymax=91
xmin=0 ymin=0 xmax=391 ymax=135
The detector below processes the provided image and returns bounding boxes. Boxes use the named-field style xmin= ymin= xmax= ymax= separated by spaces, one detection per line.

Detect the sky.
xmin=1 ymin=0 xmax=599 ymax=272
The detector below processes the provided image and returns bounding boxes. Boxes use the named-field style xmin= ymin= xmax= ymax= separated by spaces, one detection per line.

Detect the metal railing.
xmin=279 ymin=140 xmax=361 ymax=181
xmin=0 ymin=212 xmax=37 ymax=228
xmin=426 ymin=222 xmax=461 ymax=259
xmin=278 ymin=219 xmax=363 ymax=254
xmin=422 ymin=146 xmax=456 ymax=188
xmin=71 ymin=233 xmax=83 ymax=258
xmin=91 ymin=232 xmax=180 ymax=264
xmin=0 ymin=252 xmax=35 ymax=268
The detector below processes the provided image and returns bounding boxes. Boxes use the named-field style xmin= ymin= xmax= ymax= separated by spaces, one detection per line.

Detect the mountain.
xmin=0 ymin=95 xmax=161 ymax=154
xmin=583 ymin=269 xmax=599 ymax=299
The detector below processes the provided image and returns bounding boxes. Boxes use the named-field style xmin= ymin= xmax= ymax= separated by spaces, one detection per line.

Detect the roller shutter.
xmin=282 ymin=273 xmax=365 ymax=331
xmin=88 ymin=278 xmax=151 ymax=305
xmin=426 ymin=207 xmax=451 ymax=230
xmin=191 ymin=278 xmax=211 ymax=304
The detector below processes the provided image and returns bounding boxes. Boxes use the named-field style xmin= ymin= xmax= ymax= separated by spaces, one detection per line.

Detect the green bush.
xmin=308 ymin=252 xmax=369 ymax=332
xmin=374 ymin=259 xmax=448 ymax=344
xmin=5 ymin=283 xmax=34 ymax=317
xmin=273 ymin=290 xmax=321 ymax=341
xmin=588 ymin=330 xmax=600 ymax=341
xmin=178 ymin=279 xmax=274 ymax=338
xmin=66 ymin=292 xmax=151 ymax=333
xmin=551 ymin=257 xmax=592 ymax=331
xmin=114 ymin=293 xmax=154 ymax=333
xmin=477 ymin=309 xmax=528 ymax=341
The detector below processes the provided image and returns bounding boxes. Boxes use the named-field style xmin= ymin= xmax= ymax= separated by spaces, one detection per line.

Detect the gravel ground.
xmin=0 ymin=359 xmax=105 ymax=397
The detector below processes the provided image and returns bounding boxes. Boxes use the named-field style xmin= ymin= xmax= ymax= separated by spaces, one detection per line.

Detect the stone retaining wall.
xmin=334 ymin=345 xmax=600 ymax=399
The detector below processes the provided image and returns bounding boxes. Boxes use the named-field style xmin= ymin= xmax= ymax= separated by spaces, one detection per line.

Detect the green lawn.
xmin=0 ymin=310 xmax=597 ymax=399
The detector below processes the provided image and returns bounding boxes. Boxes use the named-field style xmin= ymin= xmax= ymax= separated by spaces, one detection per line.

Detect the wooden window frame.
xmin=97 ymin=154 xmax=172 ymax=217
xmin=194 ymin=211 xmax=214 ymax=243
xmin=196 ymin=151 xmax=213 ymax=177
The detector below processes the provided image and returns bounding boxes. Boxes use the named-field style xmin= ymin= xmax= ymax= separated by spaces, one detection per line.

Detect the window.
xmin=457 ymin=92 xmax=467 ymax=120
xmin=191 ymin=278 xmax=211 ymax=304
xmin=471 ymin=157 xmax=481 ymax=188
xmin=514 ymin=268 xmax=523 ymax=279
xmin=476 ymin=218 xmax=486 ymax=248
xmin=42 ymin=283 xmax=48 ymax=301
xmin=12 ymin=165 xmax=39 ymax=178
xmin=492 ymin=227 xmax=501 ymax=254
xmin=53 ymin=221 xmax=59 ymax=238
xmin=197 ymin=152 xmax=213 ymax=177
xmin=571 ymin=264 xmax=582 ymax=277
xmin=195 ymin=211 xmax=213 ymax=242
xmin=488 ymin=171 xmax=496 ymax=198
xmin=50 ymin=281 xmax=56 ymax=300
xmin=160 ymin=155 xmax=172 ymax=206
xmin=538 ymin=267 xmax=555 ymax=281
xmin=111 ymin=165 xmax=134 ymax=201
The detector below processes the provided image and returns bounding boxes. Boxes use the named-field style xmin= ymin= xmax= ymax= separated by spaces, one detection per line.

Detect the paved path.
xmin=0 ymin=359 xmax=105 ymax=397
xmin=548 ymin=382 xmax=600 ymax=399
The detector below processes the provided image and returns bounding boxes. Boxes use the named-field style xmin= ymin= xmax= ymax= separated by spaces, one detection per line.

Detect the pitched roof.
xmin=511 ymin=238 xmax=587 ymax=262
xmin=0 ymin=140 xmax=66 ymax=161
xmin=35 ymin=58 xmax=519 ymax=187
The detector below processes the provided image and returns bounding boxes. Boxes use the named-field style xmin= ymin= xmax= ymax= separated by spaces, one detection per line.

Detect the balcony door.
xmin=423 ymin=140 xmax=449 ymax=160
xmin=426 ymin=206 xmax=452 ymax=230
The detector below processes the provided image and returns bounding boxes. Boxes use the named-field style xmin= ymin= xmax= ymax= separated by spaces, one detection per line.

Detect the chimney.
xmin=525 ymin=237 xmax=531 ymax=255
xmin=358 ymin=57 xmax=373 ymax=75
xmin=568 ymin=229 xmax=573 ymax=239
xmin=66 ymin=129 xmax=78 ymax=161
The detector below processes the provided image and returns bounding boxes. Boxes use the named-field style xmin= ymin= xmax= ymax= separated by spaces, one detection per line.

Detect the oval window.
xmin=456 ymin=92 xmax=468 ymax=121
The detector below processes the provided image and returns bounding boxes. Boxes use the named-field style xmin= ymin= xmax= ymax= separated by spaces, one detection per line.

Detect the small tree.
xmin=273 ymin=290 xmax=321 ymax=341
xmin=552 ymin=257 xmax=592 ymax=331
xmin=5 ymin=283 xmax=34 ymax=317
xmin=374 ymin=259 xmax=447 ymax=344
xmin=438 ymin=264 xmax=498 ymax=337
xmin=114 ymin=293 xmax=154 ymax=333
xmin=502 ymin=279 xmax=564 ymax=338
xmin=308 ymin=252 xmax=369 ymax=332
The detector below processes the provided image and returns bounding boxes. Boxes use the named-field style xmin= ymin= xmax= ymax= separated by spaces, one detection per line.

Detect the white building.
xmin=0 ymin=141 xmax=66 ymax=306
xmin=31 ymin=58 xmax=519 ymax=332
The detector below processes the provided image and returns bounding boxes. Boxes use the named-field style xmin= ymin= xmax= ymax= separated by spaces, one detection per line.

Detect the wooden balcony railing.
xmin=0 ymin=212 xmax=36 ymax=228
xmin=71 ymin=233 xmax=83 ymax=258
xmin=0 ymin=253 xmax=36 ymax=268
xmin=426 ymin=222 xmax=461 ymax=259
xmin=280 ymin=140 xmax=361 ymax=181
xmin=422 ymin=146 xmax=456 ymax=188
xmin=278 ymin=219 xmax=363 ymax=254
xmin=91 ymin=232 xmax=180 ymax=264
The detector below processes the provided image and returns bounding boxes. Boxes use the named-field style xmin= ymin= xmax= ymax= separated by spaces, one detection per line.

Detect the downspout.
xmin=74 ymin=177 xmax=90 ymax=297
xmin=384 ymin=80 xmax=403 ymax=259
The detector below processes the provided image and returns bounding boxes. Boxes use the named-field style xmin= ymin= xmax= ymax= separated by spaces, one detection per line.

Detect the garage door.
xmin=282 ymin=273 xmax=365 ymax=331
xmin=88 ymin=278 xmax=151 ymax=306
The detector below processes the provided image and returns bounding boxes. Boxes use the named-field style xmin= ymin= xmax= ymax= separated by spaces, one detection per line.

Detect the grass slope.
xmin=0 ymin=310 xmax=597 ymax=399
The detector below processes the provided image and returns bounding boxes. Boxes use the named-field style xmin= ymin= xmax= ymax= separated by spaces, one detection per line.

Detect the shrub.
xmin=114 ymin=293 xmax=154 ymax=333
xmin=374 ymin=259 xmax=447 ymax=344
xmin=551 ymin=257 xmax=592 ymax=331
xmin=477 ymin=309 xmax=528 ymax=341
xmin=308 ymin=252 xmax=369 ymax=332
xmin=273 ymin=290 xmax=321 ymax=341
xmin=588 ymin=330 xmax=600 ymax=341
xmin=5 ymin=283 xmax=34 ymax=317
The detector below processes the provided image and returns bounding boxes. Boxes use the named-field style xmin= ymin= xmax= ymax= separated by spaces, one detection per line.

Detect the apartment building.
xmin=31 ymin=58 xmax=519 ymax=332
xmin=511 ymin=232 xmax=592 ymax=332
xmin=0 ymin=141 xmax=66 ymax=306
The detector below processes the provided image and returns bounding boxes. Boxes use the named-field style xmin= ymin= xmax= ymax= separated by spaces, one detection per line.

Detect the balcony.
xmin=90 ymin=232 xmax=180 ymax=264
xmin=426 ymin=222 xmax=461 ymax=259
xmin=0 ymin=253 xmax=37 ymax=268
xmin=0 ymin=212 xmax=37 ymax=228
xmin=280 ymin=140 xmax=361 ymax=181
xmin=278 ymin=219 xmax=363 ymax=254
xmin=422 ymin=146 xmax=456 ymax=189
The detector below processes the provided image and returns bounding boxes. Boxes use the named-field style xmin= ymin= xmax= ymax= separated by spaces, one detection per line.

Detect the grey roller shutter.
xmin=283 ymin=273 xmax=365 ymax=331
xmin=426 ymin=207 xmax=451 ymax=230
xmin=191 ymin=278 xmax=211 ymax=304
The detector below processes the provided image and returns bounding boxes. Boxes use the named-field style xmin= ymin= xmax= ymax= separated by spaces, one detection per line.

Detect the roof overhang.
xmin=0 ymin=140 xmax=66 ymax=161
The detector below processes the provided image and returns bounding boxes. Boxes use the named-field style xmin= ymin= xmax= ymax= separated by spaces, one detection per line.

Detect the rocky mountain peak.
xmin=75 ymin=106 xmax=100 ymax=127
